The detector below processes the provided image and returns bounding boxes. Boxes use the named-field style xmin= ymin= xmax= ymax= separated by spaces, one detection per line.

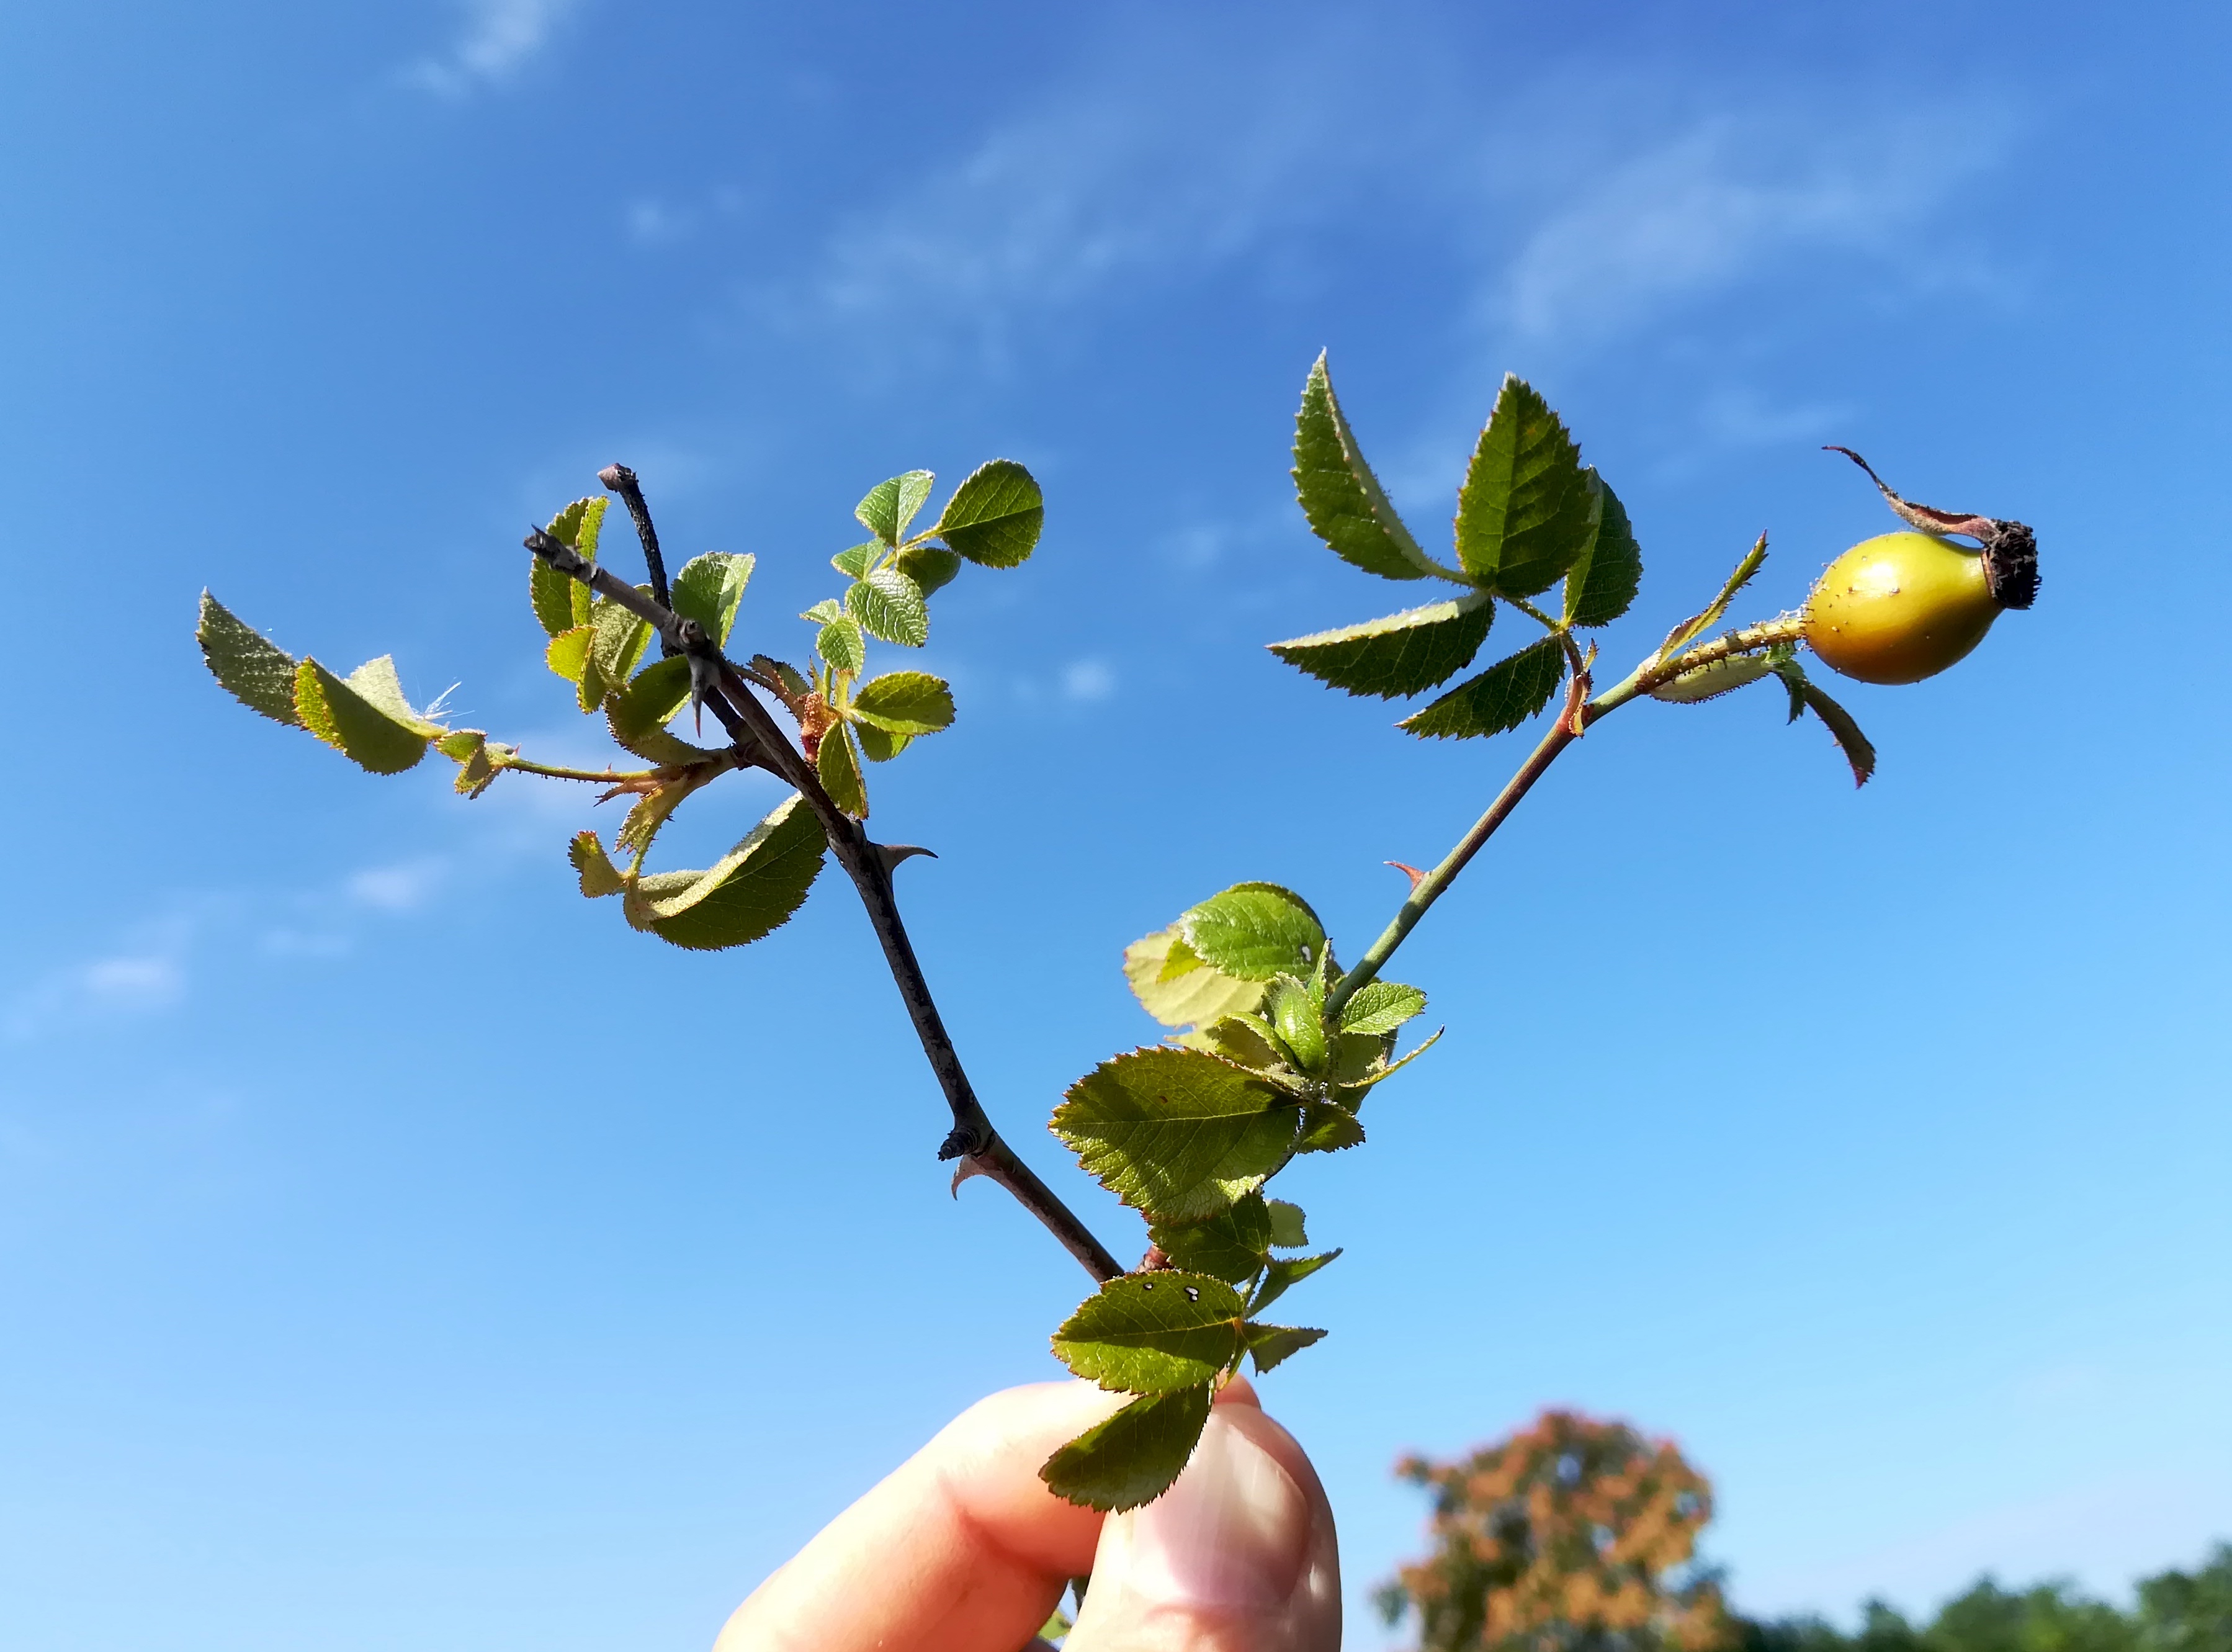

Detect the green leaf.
xmin=856 ymin=470 xmax=935 ymax=546
xmin=817 ymin=721 xmax=867 ymax=817
xmin=1121 ymin=927 xmax=1266 ymax=1029
xmin=294 ymin=658 xmax=434 ymax=774
xmin=1454 ymin=375 xmax=1594 ymax=599
xmin=606 ymin=657 xmax=725 ymax=765
xmin=1249 ymin=1250 xmax=1340 ymax=1317
xmin=1190 ymin=1013 xmax=1287 ymax=1071
xmin=569 ymin=831 xmax=627 ymax=897
xmin=1149 ymin=1193 xmax=1275 ymax=1285
xmin=1291 ymin=352 xmax=1435 ymax=581
xmin=1040 ymin=1385 xmax=1212 ymax=1514
xmin=934 ymin=458 xmax=1042 ymax=567
xmin=845 ymin=569 xmax=929 ymax=647
xmin=617 ymin=769 xmax=714 ymax=860
xmin=624 ymin=793 xmax=828 ymax=950
xmin=545 ymin=624 xmax=594 ymax=685
xmin=1265 ymin=977 xmax=1327 ymax=1075
xmin=197 ymin=593 xmax=304 ymax=727
xmin=1039 ymin=1608 xmax=1073 ymax=1642
xmin=440 ymin=729 xmax=501 ymax=798
xmin=1265 ymin=1199 xmax=1307 ymax=1249
xmin=1338 ymin=981 xmax=1427 ymax=1036
xmin=831 ymin=542 xmax=878 ymax=578
xmin=534 ymin=498 xmax=604 ymax=637
xmin=800 ymin=597 xmax=845 ymax=625
xmin=895 ymin=542 xmax=963 ymax=596
xmin=851 ymin=671 xmax=954 ymax=736
xmin=670 ymin=552 xmax=755 ymax=647
xmin=1267 ymin=591 xmax=1495 ymax=699
xmin=1656 ymin=534 xmax=1768 ymax=665
xmin=1178 ymin=883 xmax=1325 ymax=982
xmin=1561 ymin=471 xmax=1643 ymax=629
xmin=1242 ymin=1324 xmax=1327 ymax=1376
xmin=1399 ymin=635 xmax=1566 ymax=740
xmin=1294 ymin=1102 xmax=1365 ymax=1154
xmin=341 ymin=655 xmax=442 ymax=734
xmin=1052 ymin=1047 xmax=1298 ymax=1222
xmin=817 ymin=616 xmax=866 ymax=674
xmin=585 ymin=595 xmax=654 ymax=711
xmin=1773 ymin=660 xmax=1877 ymax=787
xmin=1051 ymin=1272 xmax=1245 ymax=1394
xmin=854 ymin=721 xmax=912 ymax=763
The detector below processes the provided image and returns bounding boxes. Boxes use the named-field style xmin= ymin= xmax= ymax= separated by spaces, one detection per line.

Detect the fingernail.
xmin=1118 ymin=1412 xmax=1311 ymax=1609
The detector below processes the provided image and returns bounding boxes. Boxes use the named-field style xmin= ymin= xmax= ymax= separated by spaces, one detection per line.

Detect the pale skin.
xmin=716 ymin=1376 xmax=1342 ymax=1652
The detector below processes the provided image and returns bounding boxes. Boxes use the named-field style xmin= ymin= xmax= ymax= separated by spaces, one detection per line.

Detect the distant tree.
xmin=1376 ymin=1409 xmax=1734 ymax=1652
xmin=1736 ymin=1543 xmax=2232 ymax=1652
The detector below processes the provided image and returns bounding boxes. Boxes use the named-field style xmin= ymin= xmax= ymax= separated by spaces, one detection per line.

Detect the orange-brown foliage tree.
xmin=1376 ymin=1409 xmax=1735 ymax=1652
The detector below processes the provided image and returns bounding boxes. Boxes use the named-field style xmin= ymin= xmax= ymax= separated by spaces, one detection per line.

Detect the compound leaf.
xmin=623 ymin=792 xmax=828 ymax=949
xmin=1268 ymin=591 xmax=1495 ymax=699
xmin=1399 ymin=636 xmax=1566 ymax=740
xmin=1242 ymin=1323 xmax=1327 ymax=1376
xmin=670 ymin=552 xmax=755 ymax=647
xmin=856 ymin=470 xmax=935 ymax=546
xmin=1291 ymin=352 xmax=1435 ymax=581
xmin=1149 ymin=1193 xmax=1275 ymax=1285
xmin=1562 ymin=471 xmax=1643 ymax=629
xmin=1249 ymin=1250 xmax=1341 ymax=1317
xmin=1179 ymin=883 xmax=1326 ymax=981
xmin=1053 ymin=1047 xmax=1298 ymax=1222
xmin=1455 ymin=375 xmax=1594 ymax=598
xmin=845 ymin=568 xmax=929 ymax=648
xmin=1123 ymin=927 xmax=1265 ymax=1029
xmin=294 ymin=658 xmax=434 ymax=774
xmin=197 ymin=592 xmax=303 ymax=727
xmin=1051 ymin=1272 xmax=1245 ymax=1394
xmin=851 ymin=670 xmax=954 ymax=736
xmin=1040 ymin=1385 xmax=1212 ymax=1513
xmin=934 ymin=458 xmax=1042 ymax=568
xmin=1338 ymin=981 xmax=1427 ymax=1036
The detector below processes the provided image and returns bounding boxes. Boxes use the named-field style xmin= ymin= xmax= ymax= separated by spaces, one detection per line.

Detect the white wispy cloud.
xmin=406 ymin=0 xmax=581 ymax=98
xmin=783 ymin=24 xmax=2011 ymax=375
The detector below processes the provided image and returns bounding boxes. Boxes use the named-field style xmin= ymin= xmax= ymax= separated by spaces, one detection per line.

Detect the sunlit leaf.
xmin=1053 ymin=1047 xmax=1298 ymax=1222
xmin=1655 ymin=535 xmax=1768 ymax=665
xmin=1242 ymin=1323 xmax=1327 ymax=1376
xmin=1294 ymin=1102 xmax=1365 ymax=1154
xmin=1122 ymin=927 xmax=1265 ymax=1029
xmin=196 ymin=592 xmax=303 ymax=727
xmin=294 ymin=658 xmax=434 ymax=774
xmin=851 ymin=671 xmax=954 ymax=735
xmin=1149 ymin=1193 xmax=1275 ymax=1286
xmin=1398 ymin=637 xmax=1566 ymax=740
xmin=1179 ymin=883 xmax=1326 ymax=981
xmin=1248 ymin=1250 xmax=1340 ymax=1316
xmin=856 ymin=470 xmax=935 ymax=546
xmin=817 ymin=615 xmax=867 ymax=674
xmin=1338 ymin=981 xmax=1427 ymax=1036
xmin=817 ymin=721 xmax=867 ymax=817
xmin=1265 ymin=1200 xmax=1307 ymax=1249
xmin=670 ymin=552 xmax=755 ymax=647
xmin=1455 ymin=375 xmax=1594 ymax=599
xmin=831 ymin=542 xmax=877 ymax=578
xmin=854 ymin=721 xmax=911 ymax=762
xmin=934 ymin=459 xmax=1042 ymax=567
xmin=895 ymin=542 xmax=962 ymax=595
xmin=845 ymin=568 xmax=929 ymax=647
xmin=1040 ymin=1385 xmax=1212 ymax=1513
xmin=533 ymin=497 xmax=604 ymax=637
xmin=1268 ymin=592 xmax=1495 ymax=699
xmin=623 ymin=792 xmax=828 ymax=949
xmin=1291 ymin=352 xmax=1435 ymax=581
xmin=1051 ymin=1272 xmax=1245 ymax=1394
xmin=569 ymin=830 xmax=627 ymax=898
xmin=1561 ymin=471 xmax=1643 ymax=629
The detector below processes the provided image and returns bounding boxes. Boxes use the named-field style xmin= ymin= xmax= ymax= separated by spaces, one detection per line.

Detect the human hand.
xmin=715 ymin=1375 xmax=1340 ymax=1651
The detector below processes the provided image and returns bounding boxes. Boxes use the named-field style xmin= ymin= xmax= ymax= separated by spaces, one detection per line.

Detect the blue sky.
xmin=3 ymin=2 xmax=2228 ymax=1648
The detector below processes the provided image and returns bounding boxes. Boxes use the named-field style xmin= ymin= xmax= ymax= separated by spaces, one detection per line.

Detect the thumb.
xmin=1063 ymin=1394 xmax=1340 ymax=1652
